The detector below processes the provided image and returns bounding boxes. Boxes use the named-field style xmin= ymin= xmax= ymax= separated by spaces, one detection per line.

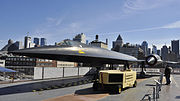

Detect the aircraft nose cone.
xmin=147 ymin=57 xmax=155 ymax=64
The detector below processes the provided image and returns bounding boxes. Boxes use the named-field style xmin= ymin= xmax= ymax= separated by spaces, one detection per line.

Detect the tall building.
xmin=34 ymin=38 xmax=40 ymax=45
xmin=147 ymin=48 xmax=151 ymax=55
xmin=14 ymin=41 xmax=23 ymax=49
xmin=86 ymin=40 xmax=89 ymax=45
xmin=157 ymin=50 xmax=161 ymax=56
xmin=171 ymin=40 xmax=179 ymax=55
xmin=24 ymin=36 xmax=31 ymax=48
xmin=112 ymin=34 xmax=123 ymax=51
xmin=41 ymin=38 xmax=47 ymax=46
xmin=141 ymin=41 xmax=148 ymax=56
xmin=161 ymin=45 xmax=168 ymax=61
xmin=90 ymin=35 xmax=108 ymax=49
xmin=152 ymin=45 xmax=157 ymax=54
xmin=118 ymin=43 xmax=144 ymax=59
xmin=5 ymin=57 xmax=57 ymax=75
xmin=73 ymin=33 xmax=86 ymax=44
xmin=167 ymin=52 xmax=178 ymax=62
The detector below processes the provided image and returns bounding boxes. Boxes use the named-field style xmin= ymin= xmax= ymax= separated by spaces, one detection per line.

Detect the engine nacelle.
xmin=145 ymin=54 xmax=162 ymax=66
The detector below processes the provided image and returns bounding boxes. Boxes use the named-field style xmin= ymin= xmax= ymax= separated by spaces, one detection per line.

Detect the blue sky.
xmin=1 ymin=0 xmax=180 ymax=49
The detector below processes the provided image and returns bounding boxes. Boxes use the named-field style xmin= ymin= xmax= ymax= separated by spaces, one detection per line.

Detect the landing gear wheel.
xmin=93 ymin=82 xmax=98 ymax=91
xmin=133 ymin=81 xmax=137 ymax=87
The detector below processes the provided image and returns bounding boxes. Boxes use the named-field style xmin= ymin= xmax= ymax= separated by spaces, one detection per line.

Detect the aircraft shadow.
xmin=74 ymin=87 xmax=132 ymax=95
xmin=74 ymin=87 xmax=108 ymax=95
xmin=74 ymin=87 xmax=110 ymax=96
xmin=0 ymin=76 xmax=92 ymax=96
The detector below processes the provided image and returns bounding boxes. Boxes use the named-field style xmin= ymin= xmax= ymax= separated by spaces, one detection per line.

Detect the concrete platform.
xmin=0 ymin=75 xmax=179 ymax=101
xmin=159 ymin=74 xmax=180 ymax=101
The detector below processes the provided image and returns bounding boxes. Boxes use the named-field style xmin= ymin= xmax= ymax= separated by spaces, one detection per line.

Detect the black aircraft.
xmin=10 ymin=39 xmax=173 ymax=68
xmin=10 ymin=40 xmax=137 ymax=66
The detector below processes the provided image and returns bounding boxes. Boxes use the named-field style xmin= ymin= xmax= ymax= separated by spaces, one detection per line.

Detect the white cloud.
xmin=46 ymin=17 xmax=56 ymax=23
xmin=124 ymin=0 xmax=164 ymax=10
xmin=33 ymin=16 xmax=94 ymax=44
xmin=119 ymin=27 xmax=161 ymax=33
xmin=45 ymin=17 xmax=64 ymax=27
xmin=123 ymin=0 xmax=174 ymax=14
xmin=104 ymin=20 xmax=180 ymax=34
xmin=105 ymin=0 xmax=179 ymax=22
xmin=94 ymin=27 xmax=162 ymax=36
xmin=161 ymin=21 xmax=180 ymax=29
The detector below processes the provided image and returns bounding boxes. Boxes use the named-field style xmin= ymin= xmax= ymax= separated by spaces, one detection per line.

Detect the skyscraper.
xmin=73 ymin=33 xmax=86 ymax=44
xmin=86 ymin=40 xmax=89 ymax=45
xmin=152 ymin=45 xmax=157 ymax=54
xmin=157 ymin=50 xmax=161 ymax=56
xmin=141 ymin=41 xmax=148 ymax=56
xmin=34 ymin=38 xmax=40 ymax=45
xmin=161 ymin=45 xmax=168 ymax=61
xmin=24 ymin=36 xmax=31 ymax=48
xmin=171 ymin=40 xmax=179 ymax=55
xmin=14 ymin=41 xmax=23 ymax=49
xmin=147 ymin=48 xmax=151 ymax=55
xmin=112 ymin=34 xmax=123 ymax=51
xmin=41 ymin=38 xmax=47 ymax=46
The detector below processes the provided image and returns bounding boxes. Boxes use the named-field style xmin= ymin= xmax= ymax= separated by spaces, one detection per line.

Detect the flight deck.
xmin=0 ymin=74 xmax=180 ymax=101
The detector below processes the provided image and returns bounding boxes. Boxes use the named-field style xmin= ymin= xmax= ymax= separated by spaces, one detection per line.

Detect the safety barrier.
xmin=133 ymin=67 xmax=180 ymax=74
xmin=34 ymin=67 xmax=93 ymax=79
xmin=172 ymin=68 xmax=180 ymax=74
xmin=141 ymin=73 xmax=163 ymax=101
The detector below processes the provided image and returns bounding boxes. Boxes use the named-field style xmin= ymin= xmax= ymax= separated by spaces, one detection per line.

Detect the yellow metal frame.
xmin=99 ymin=69 xmax=136 ymax=88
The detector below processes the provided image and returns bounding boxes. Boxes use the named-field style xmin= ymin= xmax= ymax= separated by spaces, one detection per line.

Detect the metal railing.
xmin=133 ymin=67 xmax=180 ymax=74
xmin=141 ymin=73 xmax=163 ymax=101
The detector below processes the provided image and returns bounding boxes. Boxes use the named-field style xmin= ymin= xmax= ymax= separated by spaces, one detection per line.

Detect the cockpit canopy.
xmin=57 ymin=39 xmax=88 ymax=47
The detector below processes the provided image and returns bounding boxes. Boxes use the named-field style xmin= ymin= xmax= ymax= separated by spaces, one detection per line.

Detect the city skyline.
xmin=3 ymin=34 xmax=178 ymax=52
xmin=1 ymin=0 xmax=180 ymax=49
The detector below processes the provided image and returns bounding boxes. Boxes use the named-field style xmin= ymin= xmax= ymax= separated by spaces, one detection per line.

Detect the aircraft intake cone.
xmin=147 ymin=57 xmax=155 ymax=64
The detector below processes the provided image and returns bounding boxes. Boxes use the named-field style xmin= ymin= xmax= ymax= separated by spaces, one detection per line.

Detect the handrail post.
xmin=153 ymin=87 xmax=156 ymax=101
